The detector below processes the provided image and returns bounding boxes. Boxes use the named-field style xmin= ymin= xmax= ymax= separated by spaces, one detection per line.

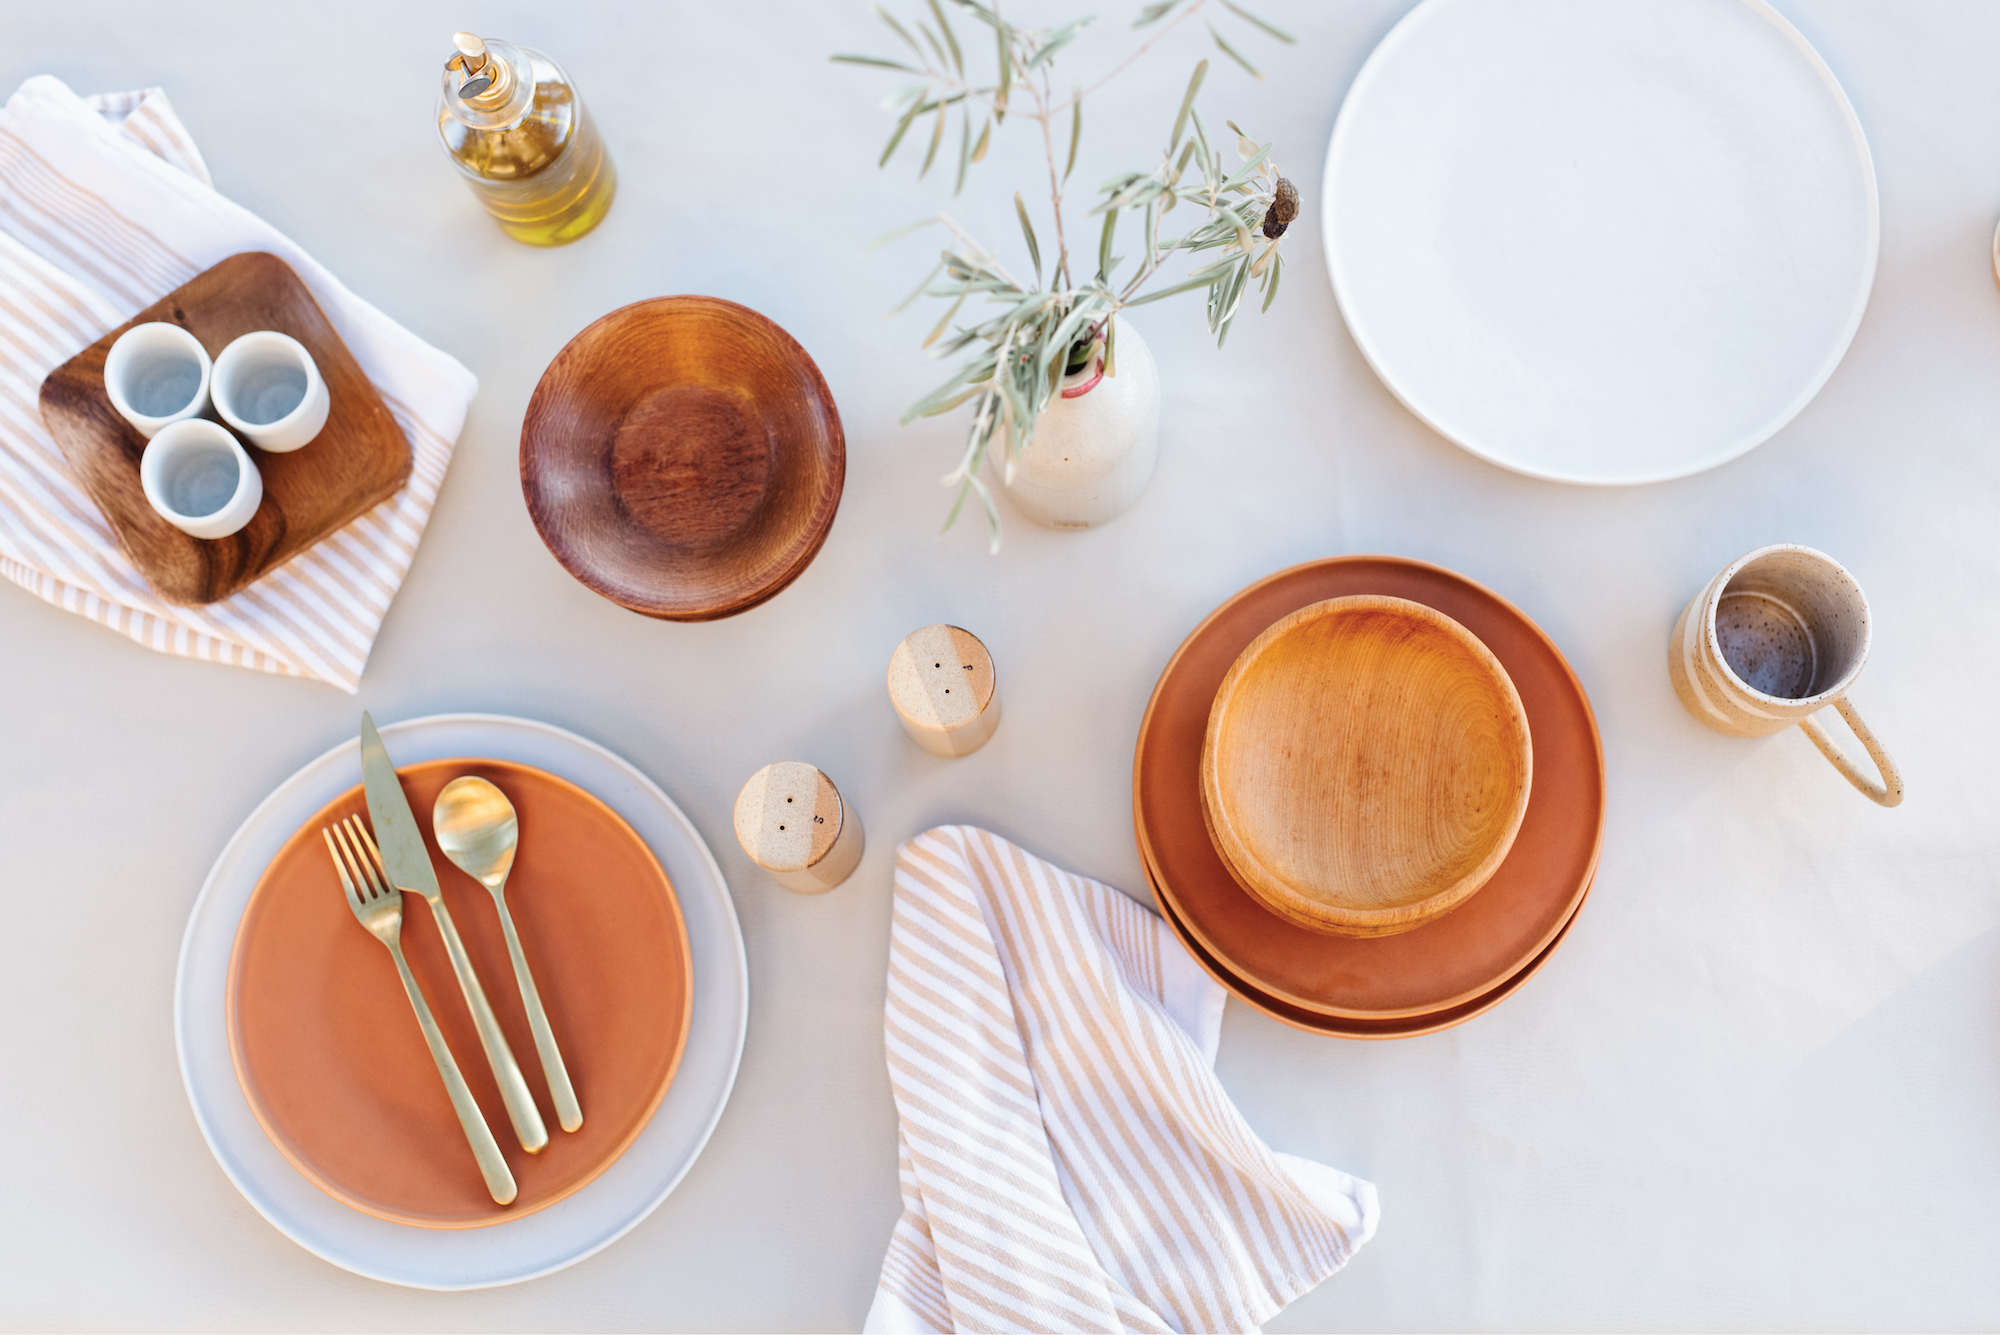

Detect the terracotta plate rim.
xmin=1134 ymin=555 xmax=1606 ymax=1019
xmin=1146 ymin=845 xmax=1592 ymax=1039
xmin=224 ymin=757 xmax=695 ymax=1230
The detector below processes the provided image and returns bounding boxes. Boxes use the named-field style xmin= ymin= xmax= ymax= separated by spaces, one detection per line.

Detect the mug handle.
xmin=1798 ymin=697 xmax=1904 ymax=808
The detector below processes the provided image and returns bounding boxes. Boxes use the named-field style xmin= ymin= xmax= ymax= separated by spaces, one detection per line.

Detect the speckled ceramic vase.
xmin=999 ymin=315 xmax=1160 ymax=530
xmin=1669 ymin=543 xmax=1904 ymax=806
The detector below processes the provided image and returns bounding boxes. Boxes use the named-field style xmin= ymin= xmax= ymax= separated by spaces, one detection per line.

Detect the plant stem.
xmin=1055 ymin=0 xmax=1215 ymax=113
xmin=1118 ymin=190 xmax=1176 ymax=303
xmin=1030 ymin=67 xmax=1074 ymax=291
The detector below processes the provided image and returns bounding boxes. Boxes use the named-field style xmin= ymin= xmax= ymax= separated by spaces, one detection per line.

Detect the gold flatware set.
xmin=324 ymin=711 xmax=582 ymax=1204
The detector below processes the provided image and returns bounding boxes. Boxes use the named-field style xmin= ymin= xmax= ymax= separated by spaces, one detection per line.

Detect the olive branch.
xmin=837 ymin=0 xmax=1300 ymax=549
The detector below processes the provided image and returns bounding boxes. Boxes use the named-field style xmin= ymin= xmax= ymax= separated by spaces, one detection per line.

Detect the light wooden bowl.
xmin=1199 ymin=595 xmax=1532 ymax=937
xmin=520 ymin=296 xmax=844 ymax=621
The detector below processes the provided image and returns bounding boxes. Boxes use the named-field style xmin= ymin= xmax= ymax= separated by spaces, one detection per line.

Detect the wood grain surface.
xmin=1199 ymin=594 xmax=1534 ymax=938
xmin=37 ymin=251 xmax=412 ymax=606
xmin=519 ymin=296 xmax=844 ymax=621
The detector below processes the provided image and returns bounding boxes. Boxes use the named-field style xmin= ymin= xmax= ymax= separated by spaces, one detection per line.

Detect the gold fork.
xmin=325 ymin=815 xmax=516 ymax=1206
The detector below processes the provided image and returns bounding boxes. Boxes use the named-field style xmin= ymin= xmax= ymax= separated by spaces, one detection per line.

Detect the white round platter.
xmin=1322 ymin=0 xmax=1878 ymax=485
xmin=174 ymin=714 xmax=748 ymax=1290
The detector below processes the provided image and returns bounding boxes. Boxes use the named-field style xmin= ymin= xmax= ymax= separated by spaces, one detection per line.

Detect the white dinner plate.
xmin=1322 ymin=0 xmax=1877 ymax=484
xmin=174 ymin=714 xmax=748 ymax=1289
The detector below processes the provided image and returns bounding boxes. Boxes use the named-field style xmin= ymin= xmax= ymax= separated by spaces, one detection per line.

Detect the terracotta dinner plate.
xmin=226 ymin=759 xmax=693 ymax=1229
xmin=1145 ymin=849 xmax=1591 ymax=1038
xmin=1134 ymin=556 xmax=1604 ymax=1019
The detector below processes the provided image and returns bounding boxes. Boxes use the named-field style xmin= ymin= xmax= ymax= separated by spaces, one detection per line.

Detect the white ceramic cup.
xmin=102 ymin=321 xmax=212 ymax=439
xmin=140 ymin=419 xmax=263 ymax=539
xmin=211 ymin=330 xmax=329 ymax=452
xmin=1669 ymin=543 xmax=1903 ymax=807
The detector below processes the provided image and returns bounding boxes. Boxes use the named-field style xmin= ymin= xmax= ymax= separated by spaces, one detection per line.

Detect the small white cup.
xmin=212 ymin=331 xmax=329 ymax=452
xmin=140 ymin=419 xmax=263 ymax=539
xmin=102 ymin=322 xmax=212 ymax=439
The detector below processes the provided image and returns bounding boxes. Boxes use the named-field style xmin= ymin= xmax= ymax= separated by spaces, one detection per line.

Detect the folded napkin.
xmin=0 ymin=76 xmax=476 ymax=692
xmin=869 ymin=827 xmax=1379 ymax=1334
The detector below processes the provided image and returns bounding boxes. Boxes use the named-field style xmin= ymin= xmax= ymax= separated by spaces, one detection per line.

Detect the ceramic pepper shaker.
xmin=733 ymin=761 xmax=865 ymax=894
xmin=888 ymin=624 xmax=1001 ymax=757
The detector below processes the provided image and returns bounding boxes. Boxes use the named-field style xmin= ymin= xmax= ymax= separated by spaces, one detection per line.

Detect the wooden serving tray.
xmin=38 ymin=251 xmax=411 ymax=606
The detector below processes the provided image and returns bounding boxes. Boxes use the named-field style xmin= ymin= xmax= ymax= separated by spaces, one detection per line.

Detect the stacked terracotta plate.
xmin=1133 ymin=557 xmax=1605 ymax=1038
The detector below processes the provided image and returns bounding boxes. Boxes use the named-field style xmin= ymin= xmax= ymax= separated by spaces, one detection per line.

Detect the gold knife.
xmin=359 ymin=712 xmax=548 ymax=1154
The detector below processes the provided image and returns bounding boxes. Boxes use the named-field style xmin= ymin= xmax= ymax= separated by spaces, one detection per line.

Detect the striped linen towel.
xmin=0 ymin=76 xmax=476 ymax=692
xmin=869 ymin=826 xmax=1379 ymax=1334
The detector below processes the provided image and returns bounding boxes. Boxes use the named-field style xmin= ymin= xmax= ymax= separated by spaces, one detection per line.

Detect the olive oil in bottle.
xmin=436 ymin=32 xmax=615 ymax=246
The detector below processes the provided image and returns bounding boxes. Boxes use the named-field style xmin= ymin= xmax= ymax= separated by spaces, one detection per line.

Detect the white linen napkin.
xmin=868 ymin=826 xmax=1379 ymax=1334
xmin=0 ymin=76 xmax=476 ymax=693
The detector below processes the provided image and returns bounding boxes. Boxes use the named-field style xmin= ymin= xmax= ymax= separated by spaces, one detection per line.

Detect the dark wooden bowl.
xmin=520 ymin=296 xmax=844 ymax=621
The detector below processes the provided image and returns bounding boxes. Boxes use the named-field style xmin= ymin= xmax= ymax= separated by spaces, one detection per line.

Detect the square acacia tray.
xmin=38 ymin=251 xmax=411 ymax=606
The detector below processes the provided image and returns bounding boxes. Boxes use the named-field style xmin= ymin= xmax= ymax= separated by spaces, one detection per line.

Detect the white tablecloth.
xmin=1 ymin=1 xmax=1995 ymax=1327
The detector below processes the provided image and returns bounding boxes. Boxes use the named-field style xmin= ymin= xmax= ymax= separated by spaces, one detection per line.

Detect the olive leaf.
xmin=1220 ymin=0 xmax=1295 ymax=45
xmin=924 ymin=99 xmax=953 ymax=175
xmin=1207 ymin=21 xmax=1262 ymax=79
xmin=831 ymin=54 xmax=920 ymax=71
xmin=994 ymin=15 xmax=1011 ymax=121
xmin=954 ymin=109 xmax=973 ymax=194
xmin=1014 ymin=192 xmax=1042 ymax=287
xmin=1260 ymin=250 xmax=1283 ymax=312
xmin=880 ymin=95 xmax=929 ymax=167
xmin=1065 ymin=85 xmax=1083 ymax=182
xmin=1171 ymin=60 xmax=1208 ymax=150
xmin=871 ymin=4 xmax=926 ymax=58
xmin=926 ymin=0 xmax=964 ymax=72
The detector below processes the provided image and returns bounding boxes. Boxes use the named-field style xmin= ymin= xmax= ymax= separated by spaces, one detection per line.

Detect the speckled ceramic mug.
xmin=1669 ymin=544 xmax=1903 ymax=807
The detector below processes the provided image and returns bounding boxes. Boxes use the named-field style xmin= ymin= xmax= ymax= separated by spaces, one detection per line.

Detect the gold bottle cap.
xmin=444 ymin=31 xmax=513 ymax=108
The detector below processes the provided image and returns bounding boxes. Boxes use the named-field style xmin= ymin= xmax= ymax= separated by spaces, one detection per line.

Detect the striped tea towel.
xmin=0 ymin=76 xmax=476 ymax=692
xmin=869 ymin=826 xmax=1379 ymax=1334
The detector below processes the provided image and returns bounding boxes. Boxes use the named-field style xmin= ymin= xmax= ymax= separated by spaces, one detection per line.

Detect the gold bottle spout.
xmin=441 ymin=31 xmax=530 ymax=125
xmin=447 ymin=32 xmax=495 ymax=98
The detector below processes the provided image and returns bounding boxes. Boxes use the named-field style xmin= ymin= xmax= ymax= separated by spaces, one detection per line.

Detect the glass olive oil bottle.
xmin=436 ymin=32 xmax=615 ymax=246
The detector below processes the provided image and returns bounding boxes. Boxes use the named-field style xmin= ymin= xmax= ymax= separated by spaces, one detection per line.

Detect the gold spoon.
xmin=433 ymin=776 xmax=583 ymax=1133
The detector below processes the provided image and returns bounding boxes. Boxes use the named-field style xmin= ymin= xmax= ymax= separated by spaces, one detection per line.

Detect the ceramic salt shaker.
xmin=888 ymin=624 xmax=1001 ymax=757
xmin=733 ymin=761 xmax=865 ymax=894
